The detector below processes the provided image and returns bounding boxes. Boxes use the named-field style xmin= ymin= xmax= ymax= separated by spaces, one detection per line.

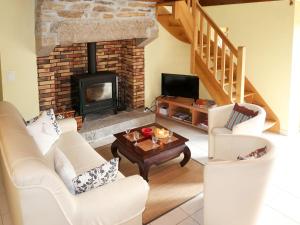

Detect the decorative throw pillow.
xmin=27 ymin=109 xmax=61 ymax=135
xmin=72 ymin=158 xmax=119 ymax=195
xmin=225 ymin=103 xmax=259 ymax=130
xmin=54 ymin=149 xmax=76 ymax=194
xmin=26 ymin=109 xmax=62 ymax=155
xmin=45 ymin=108 xmax=62 ymax=136
xmin=237 ymin=146 xmax=267 ymax=160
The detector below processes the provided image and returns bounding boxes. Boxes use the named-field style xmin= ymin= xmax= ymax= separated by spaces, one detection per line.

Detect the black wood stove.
xmin=72 ymin=42 xmax=118 ymax=117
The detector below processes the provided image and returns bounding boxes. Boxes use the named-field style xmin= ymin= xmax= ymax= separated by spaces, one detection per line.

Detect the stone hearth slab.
xmin=79 ymin=109 xmax=155 ymax=148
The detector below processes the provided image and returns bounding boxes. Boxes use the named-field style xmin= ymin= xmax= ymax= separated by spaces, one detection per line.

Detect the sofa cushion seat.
xmin=211 ymin=127 xmax=232 ymax=135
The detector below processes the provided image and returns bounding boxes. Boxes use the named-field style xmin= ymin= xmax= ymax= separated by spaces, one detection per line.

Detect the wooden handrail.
xmin=195 ymin=1 xmax=238 ymax=56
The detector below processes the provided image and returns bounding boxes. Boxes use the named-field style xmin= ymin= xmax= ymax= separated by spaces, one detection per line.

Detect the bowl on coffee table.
xmin=141 ymin=127 xmax=153 ymax=138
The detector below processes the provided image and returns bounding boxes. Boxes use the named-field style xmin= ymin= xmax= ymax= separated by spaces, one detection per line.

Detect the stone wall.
xmin=37 ymin=39 xmax=144 ymax=112
xmin=36 ymin=0 xmax=158 ymax=56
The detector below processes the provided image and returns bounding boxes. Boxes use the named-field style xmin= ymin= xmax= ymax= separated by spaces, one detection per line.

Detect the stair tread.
xmin=232 ymin=91 xmax=255 ymax=101
xmin=210 ymin=66 xmax=229 ymax=71
xmin=157 ymin=13 xmax=172 ymax=17
xmin=217 ymin=76 xmax=237 ymax=85
xmin=203 ymin=55 xmax=222 ymax=59
xmin=224 ymin=80 xmax=237 ymax=86
xmin=157 ymin=2 xmax=174 ymax=6
xmin=264 ymin=120 xmax=277 ymax=131
xmin=233 ymin=91 xmax=255 ymax=96
xmin=244 ymin=91 xmax=256 ymax=97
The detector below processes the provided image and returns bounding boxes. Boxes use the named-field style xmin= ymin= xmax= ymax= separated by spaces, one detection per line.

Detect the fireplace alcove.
xmin=37 ymin=39 xmax=144 ymax=117
xmin=36 ymin=0 xmax=156 ymax=129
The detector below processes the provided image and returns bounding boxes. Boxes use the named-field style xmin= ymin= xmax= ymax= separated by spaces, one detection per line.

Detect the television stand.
xmin=156 ymin=96 xmax=214 ymax=132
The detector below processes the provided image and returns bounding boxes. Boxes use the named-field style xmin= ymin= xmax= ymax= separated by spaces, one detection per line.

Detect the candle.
xmin=158 ymin=129 xmax=164 ymax=135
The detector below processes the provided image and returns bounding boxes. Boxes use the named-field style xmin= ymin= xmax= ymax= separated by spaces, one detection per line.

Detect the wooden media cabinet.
xmin=156 ymin=96 xmax=215 ymax=132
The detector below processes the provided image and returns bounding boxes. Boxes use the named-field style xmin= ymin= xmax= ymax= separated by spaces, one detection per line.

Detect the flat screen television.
xmin=161 ymin=73 xmax=199 ymax=100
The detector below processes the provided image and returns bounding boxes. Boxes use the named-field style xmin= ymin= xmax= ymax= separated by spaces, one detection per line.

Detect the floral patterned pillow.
xmin=72 ymin=158 xmax=119 ymax=194
xmin=27 ymin=109 xmax=61 ymax=136
xmin=45 ymin=109 xmax=62 ymax=136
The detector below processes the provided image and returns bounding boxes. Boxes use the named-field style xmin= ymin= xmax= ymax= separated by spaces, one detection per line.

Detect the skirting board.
xmin=280 ymin=129 xmax=289 ymax=136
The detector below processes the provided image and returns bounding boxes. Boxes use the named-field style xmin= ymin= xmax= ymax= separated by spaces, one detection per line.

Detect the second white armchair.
xmin=204 ymin=135 xmax=275 ymax=225
xmin=208 ymin=103 xmax=266 ymax=158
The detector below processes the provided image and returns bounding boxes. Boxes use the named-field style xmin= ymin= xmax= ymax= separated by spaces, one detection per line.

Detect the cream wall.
xmin=145 ymin=23 xmax=211 ymax=107
xmin=290 ymin=0 xmax=300 ymax=131
xmin=205 ymin=1 xmax=295 ymax=132
xmin=145 ymin=24 xmax=191 ymax=107
xmin=0 ymin=0 xmax=39 ymax=120
xmin=0 ymin=58 xmax=3 ymax=101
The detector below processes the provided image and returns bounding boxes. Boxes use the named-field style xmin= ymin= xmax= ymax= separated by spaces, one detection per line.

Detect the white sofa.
xmin=204 ymin=135 xmax=275 ymax=225
xmin=208 ymin=103 xmax=266 ymax=158
xmin=0 ymin=101 xmax=149 ymax=225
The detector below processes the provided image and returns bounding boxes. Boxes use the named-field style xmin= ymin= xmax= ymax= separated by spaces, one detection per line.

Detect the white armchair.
xmin=203 ymin=135 xmax=275 ymax=225
xmin=208 ymin=103 xmax=266 ymax=158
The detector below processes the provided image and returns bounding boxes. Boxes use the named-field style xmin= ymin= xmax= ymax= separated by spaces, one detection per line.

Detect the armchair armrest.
xmin=208 ymin=104 xmax=233 ymax=157
xmin=213 ymin=134 xmax=273 ymax=160
xmin=57 ymin=118 xmax=77 ymax=133
xmin=75 ymin=175 xmax=149 ymax=225
xmin=208 ymin=104 xmax=233 ymax=133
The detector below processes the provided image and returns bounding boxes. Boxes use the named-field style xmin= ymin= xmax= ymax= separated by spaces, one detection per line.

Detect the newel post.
xmin=190 ymin=0 xmax=198 ymax=74
xmin=236 ymin=46 xmax=246 ymax=103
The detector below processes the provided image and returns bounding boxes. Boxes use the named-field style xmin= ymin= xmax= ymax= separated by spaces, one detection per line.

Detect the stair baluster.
xmin=236 ymin=46 xmax=246 ymax=103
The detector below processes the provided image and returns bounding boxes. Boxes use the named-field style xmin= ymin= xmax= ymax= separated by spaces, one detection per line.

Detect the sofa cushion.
xmin=54 ymin=148 xmax=76 ymax=194
xmin=26 ymin=111 xmax=61 ymax=155
xmin=27 ymin=109 xmax=62 ymax=136
xmin=55 ymin=131 xmax=125 ymax=179
xmin=225 ymin=103 xmax=258 ymax=130
xmin=72 ymin=158 xmax=119 ymax=194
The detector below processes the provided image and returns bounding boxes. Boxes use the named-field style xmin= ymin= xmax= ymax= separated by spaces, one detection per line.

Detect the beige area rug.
xmin=96 ymin=145 xmax=204 ymax=224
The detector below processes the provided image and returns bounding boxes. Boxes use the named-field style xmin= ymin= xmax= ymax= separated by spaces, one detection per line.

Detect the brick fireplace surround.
xmin=37 ymin=39 xmax=145 ymax=112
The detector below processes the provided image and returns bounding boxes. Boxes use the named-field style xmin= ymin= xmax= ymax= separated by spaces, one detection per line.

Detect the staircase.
xmin=156 ymin=0 xmax=280 ymax=132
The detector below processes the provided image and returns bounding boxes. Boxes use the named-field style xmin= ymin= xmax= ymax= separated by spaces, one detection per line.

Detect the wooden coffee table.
xmin=111 ymin=123 xmax=191 ymax=181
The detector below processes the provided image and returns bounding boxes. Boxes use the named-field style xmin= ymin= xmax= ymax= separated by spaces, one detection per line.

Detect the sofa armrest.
xmin=57 ymin=118 xmax=77 ymax=133
xmin=75 ymin=175 xmax=149 ymax=225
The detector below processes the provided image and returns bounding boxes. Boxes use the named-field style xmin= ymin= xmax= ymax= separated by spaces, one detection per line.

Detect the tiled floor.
xmin=1 ymin=117 xmax=300 ymax=225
